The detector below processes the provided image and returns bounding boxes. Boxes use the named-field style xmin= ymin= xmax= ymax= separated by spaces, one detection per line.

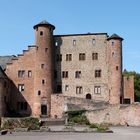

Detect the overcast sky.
xmin=0 ymin=0 xmax=140 ymax=72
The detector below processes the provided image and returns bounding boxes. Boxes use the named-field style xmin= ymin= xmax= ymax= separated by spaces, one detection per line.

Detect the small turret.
xmin=107 ymin=34 xmax=123 ymax=104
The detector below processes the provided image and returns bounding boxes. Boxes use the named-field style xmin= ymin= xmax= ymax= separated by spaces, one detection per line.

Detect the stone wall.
xmin=123 ymin=76 xmax=134 ymax=103
xmin=86 ymin=103 xmax=140 ymax=126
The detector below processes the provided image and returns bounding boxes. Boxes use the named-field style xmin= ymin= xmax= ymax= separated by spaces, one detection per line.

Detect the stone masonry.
xmin=0 ymin=20 xmax=135 ymax=121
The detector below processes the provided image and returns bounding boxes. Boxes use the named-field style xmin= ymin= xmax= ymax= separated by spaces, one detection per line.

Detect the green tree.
xmin=123 ymin=70 xmax=140 ymax=102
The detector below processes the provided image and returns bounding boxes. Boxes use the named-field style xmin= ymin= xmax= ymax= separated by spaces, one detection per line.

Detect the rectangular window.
xmin=92 ymin=39 xmax=96 ymax=45
xmin=28 ymin=70 xmax=32 ymax=77
xmin=65 ymin=85 xmax=69 ymax=91
xmin=41 ymin=64 xmax=45 ymax=69
xmin=55 ymin=41 xmax=59 ymax=46
xmin=76 ymin=86 xmax=83 ymax=94
xmin=75 ymin=71 xmax=81 ymax=78
xmin=62 ymin=71 xmax=68 ymax=78
xmin=56 ymin=54 xmax=62 ymax=61
xmin=79 ymin=53 xmax=86 ymax=61
xmin=94 ymin=86 xmax=101 ymax=94
xmin=92 ymin=53 xmax=98 ymax=60
xmin=66 ymin=54 xmax=72 ymax=61
xmin=18 ymin=84 xmax=25 ymax=92
xmin=18 ymin=70 xmax=25 ymax=78
xmin=73 ymin=40 xmax=76 ymax=46
xmin=95 ymin=70 xmax=101 ymax=78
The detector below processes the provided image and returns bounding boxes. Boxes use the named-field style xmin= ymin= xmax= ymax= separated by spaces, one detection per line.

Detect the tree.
xmin=123 ymin=70 xmax=140 ymax=102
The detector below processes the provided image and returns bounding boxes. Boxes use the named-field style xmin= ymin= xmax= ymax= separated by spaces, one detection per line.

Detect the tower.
xmin=107 ymin=34 xmax=123 ymax=104
xmin=33 ymin=20 xmax=55 ymax=117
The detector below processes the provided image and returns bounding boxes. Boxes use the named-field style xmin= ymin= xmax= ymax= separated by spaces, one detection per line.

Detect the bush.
xmin=89 ymin=123 xmax=109 ymax=132
xmin=2 ymin=117 xmax=40 ymax=130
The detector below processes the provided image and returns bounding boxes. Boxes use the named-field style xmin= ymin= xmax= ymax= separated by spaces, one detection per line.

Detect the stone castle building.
xmin=0 ymin=20 xmax=134 ymax=119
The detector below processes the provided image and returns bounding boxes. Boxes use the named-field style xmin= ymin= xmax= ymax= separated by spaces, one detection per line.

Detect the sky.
xmin=0 ymin=0 xmax=140 ymax=72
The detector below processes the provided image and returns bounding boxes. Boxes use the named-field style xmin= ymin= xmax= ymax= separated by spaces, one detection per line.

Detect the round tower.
xmin=107 ymin=34 xmax=123 ymax=104
xmin=33 ymin=20 xmax=55 ymax=117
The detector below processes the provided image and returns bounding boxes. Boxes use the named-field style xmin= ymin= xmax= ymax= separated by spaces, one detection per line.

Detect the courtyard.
xmin=1 ymin=126 xmax=140 ymax=140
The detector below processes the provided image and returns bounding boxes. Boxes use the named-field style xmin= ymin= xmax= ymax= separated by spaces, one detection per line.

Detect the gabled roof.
xmin=0 ymin=55 xmax=16 ymax=70
xmin=0 ymin=66 xmax=7 ymax=78
xmin=33 ymin=20 xmax=55 ymax=30
xmin=107 ymin=33 xmax=123 ymax=41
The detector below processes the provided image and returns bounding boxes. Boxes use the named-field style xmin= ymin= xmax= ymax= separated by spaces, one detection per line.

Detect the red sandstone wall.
xmin=123 ymin=76 xmax=134 ymax=103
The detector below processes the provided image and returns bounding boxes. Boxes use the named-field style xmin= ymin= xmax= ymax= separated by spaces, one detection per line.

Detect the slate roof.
xmin=33 ymin=20 xmax=55 ymax=30
xmin=0 ymin=55 xmax=16 ymax=70
xmin=107 ymin=33 xmax=123 ymax=41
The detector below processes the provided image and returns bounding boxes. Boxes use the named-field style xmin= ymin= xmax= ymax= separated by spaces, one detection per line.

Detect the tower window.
xmin=41 ymin=64 xmax=45 ymax=69
xmin=76 ymin=86 xmax=83 ymax=94
xmin=66 ymin=54 xmax=72 ymax=61
xmin=18 ymin=84 xmax=25 ymax=92
xmin=116 ymin=66 xmax=119 ymax=71
xmin=79 ymin=53 xmax=86 ymax=60
xmin=112 ymin=52 xmax=115 ymax=57
xmin=92 ymin=53 xmax=98 ymax=60
xmin=92 ymin=39 xmax=96 ymax=45
xmin=73 ymin=40 xmax=76 ymax=46
xmin=112 ymin=41 xmax=115 ymax=46
xmin=56 ymin=85 xmax=62 ymax=93
xmin=75 ymin=71 xmax=81 ymax=78
xmin=94 ymin=86 xmax=101 ymax=94
xmin=40 ymin=31 xmax=43 ymax=36
xmin=55 ymin=41 xmax=59 ymax=46
xmin=42 ymin=79 xmax=45 ymax=85
xmin=45 ymin=48 xmax=48 ymax=52
xmin=95 ymin=70 xmax=101 ymax=78
xmin=38 ymin=90 xmax=41 ymax=95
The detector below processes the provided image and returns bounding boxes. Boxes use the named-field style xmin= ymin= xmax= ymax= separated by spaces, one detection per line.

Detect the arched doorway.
xmin=41 ymin=105 xmax=47 ymax=115
xmin=86 ymin=93 xmax=92 ymax=99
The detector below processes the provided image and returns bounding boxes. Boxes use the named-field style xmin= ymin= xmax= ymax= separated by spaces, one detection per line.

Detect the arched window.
xmin=86 ymin=93 xmax=92 ymax=99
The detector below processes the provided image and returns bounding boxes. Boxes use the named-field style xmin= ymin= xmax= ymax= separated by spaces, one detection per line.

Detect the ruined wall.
xmin=123 ymin=76 xmax=134 ymax=103
xmin=86 ymin=103 xmax=140 ymax=126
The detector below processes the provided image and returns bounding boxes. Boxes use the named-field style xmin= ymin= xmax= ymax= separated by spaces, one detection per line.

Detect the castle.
xmin=0 ymin=20 xmax=135 ymax=121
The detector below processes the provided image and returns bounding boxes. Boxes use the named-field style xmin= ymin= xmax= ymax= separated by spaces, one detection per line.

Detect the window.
xmin=55 ymin=41 xmax=59 ymax=46
xmin=92 ymin=53 xmax=98 ymax=60
xmin=66 ymin=54 xmax=72 ymax=61
xmin=86 ymin=93 xmax=92 ymax=99
xmin=76 ymin=86 xmax=83 ymax=94
xmin=112 ymin=41 xmax=115 ymax=46
xmin=112 ymin=52 xmax=115 ymax=57
xmin=40 ymin=31 xmax=43 ymax=36
xmin=92 ymin=39 xmax=96 ymax=45
xmin=73 ymin=40 xmax=76 ymax=46
xmin=94 ymin=86 xmax=101 ymax=94
xmin=45 ymin=48 xmax=48 ymax=52
xmin=65 ymin=85 xmax=69 ymax=91
xmin=116 ymin=66 xmax=119 ymax=70
xmin=38 ymin=90 xmax=41 ymax=96
xmin=28 ymin=70 xmax=32 ymax=77
xmin=17 ymin=102 xmax=27 ymax=111
xmin=18 ymin=84 xmax=25 ymax=92
xmin=18 ymin=70 xmax=25 ymax=78
xmin=75 ymin=71 xmax=81 ymax=78
xmin=42 ymin=79 xmax=45 ymax=85
xmin=95 ymin=70 xmax=101 ymax=78
xmin=41 ymin=64 xmax=45 ymax=69
xmin=56 ymin=54 xmax=62 ymax=61
xmin=62 ymin=71 xmax=68 ymax=78
xmin=79 ymin=53 xmax=86 ymax=60
xmin=56 ymin=85 xmax=62 ymax=93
